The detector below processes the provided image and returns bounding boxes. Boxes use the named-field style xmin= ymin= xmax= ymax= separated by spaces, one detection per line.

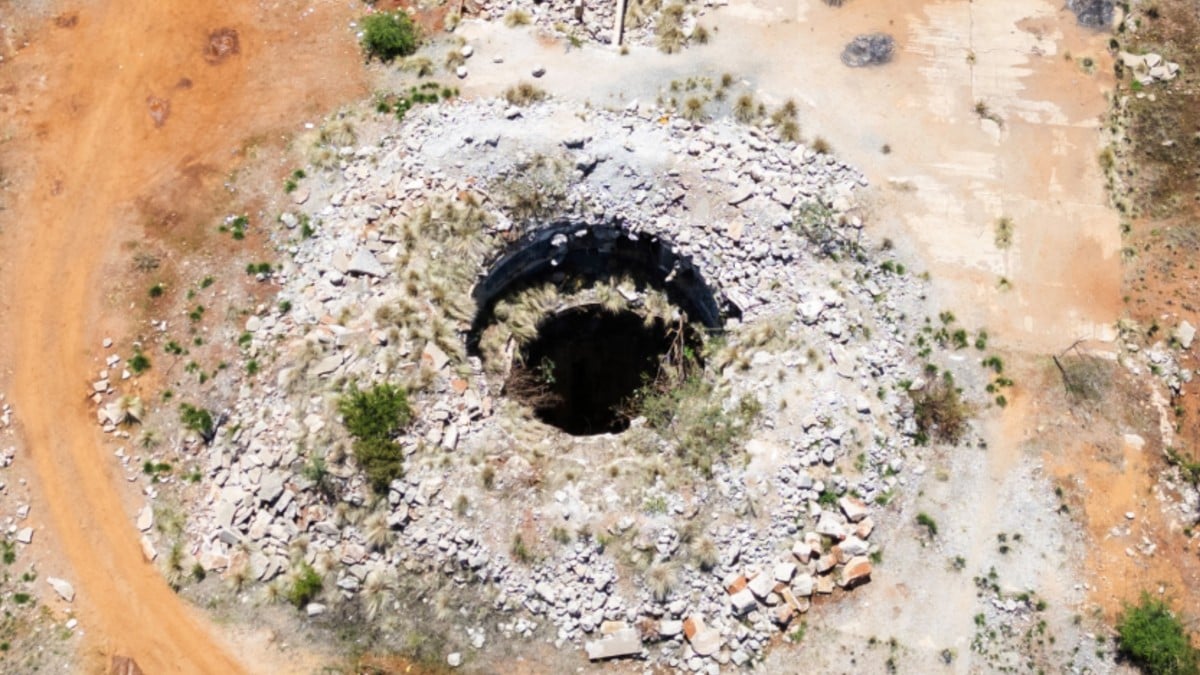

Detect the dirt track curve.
xmin=1 ymin=1 xmax=364 ymax=671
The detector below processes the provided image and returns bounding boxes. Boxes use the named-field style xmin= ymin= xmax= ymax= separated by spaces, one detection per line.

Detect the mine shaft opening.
xmin=468 ymin=222 xmax=729 ymax=436
xmin=506 ymin=305 xmax=701 ymax=435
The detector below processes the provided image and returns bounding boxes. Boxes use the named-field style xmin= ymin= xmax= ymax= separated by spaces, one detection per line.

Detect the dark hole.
xmin=505 ymin=306 xmax=677 ymax=435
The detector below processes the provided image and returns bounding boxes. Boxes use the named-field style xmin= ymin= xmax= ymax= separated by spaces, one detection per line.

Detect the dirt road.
xmin=0 ymin=1 xmax=364 ymax=671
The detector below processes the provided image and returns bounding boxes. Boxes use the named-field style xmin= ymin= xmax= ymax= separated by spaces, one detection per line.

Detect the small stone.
xmin=460 ymin=45 xmax=474 ymax=58
xmin=136 ymin=505 xmax=154 ymax=532
xmin=447 ymin=652 xmax=463 ymax=668
xmin=729 ymin=588 xmax=757 ymax=616
xmin=455 ymin=66 xmax=468 ymax=79
xmin=347 ymin=249 xmax=387 ymax=278
xmin=15 ymin=527 xmax=33 ymax=544
xmin=531 ymin=65 xmax=546 ymax=78
xmin=1176 ymin=321 xmax=1195 ymax=349
xmin=306 ymin=602 xmax=327 ymax=617
xmin=47 ymin=577 xmax=75 ymax=602
xmin=102 ymin=338 xmax=114 ymax=349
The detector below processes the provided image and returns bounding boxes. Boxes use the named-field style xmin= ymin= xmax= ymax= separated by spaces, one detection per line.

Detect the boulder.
xmin=838 ymin=496 xmax=869 ymax=523
xmin=1067 ymin=0 xmax=1113 ymax=28
xmin=1177 ymin=321 xmax=1195 ymax=350
xmin=841 ymin=33 xmax=895 ymax=67
xmin=839 ymin=556 xmax=873 ymax=588
xmin=730 ymin=588 xmax=757 ymax=616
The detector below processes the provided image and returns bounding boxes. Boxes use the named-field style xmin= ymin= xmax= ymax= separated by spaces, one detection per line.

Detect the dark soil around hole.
xmin=506 ymin=306 xmax=675 ymax=435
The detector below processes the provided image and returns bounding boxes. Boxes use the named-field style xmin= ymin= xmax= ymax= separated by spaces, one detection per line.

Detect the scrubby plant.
xmin=916 ymin=512 xmax=939 ymax=537
xmin=1116 ymin=593 xmax=1198 ymax=675
xmin=287 ymin=564 xmax=323 ymax=608
xmin=338 ymin=383 xmax=412 ymax=492
xmin=179 ymin=403 xmax=217 ymax=444
xmin=360 ymin=12 xmax=419 ymax=62
xmin=909 ymin=374 xmax=969 ymax=445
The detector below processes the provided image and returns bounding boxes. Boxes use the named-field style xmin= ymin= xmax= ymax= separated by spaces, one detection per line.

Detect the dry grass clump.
xmin=370 ymin=195 xmax=496 ymax=371
xmin=909 ymin=374 xmax=970 ymax=445
xmin=1054 ymin=354 xmax=1113 ymax=403
xmin=994 ymin=216 xmax=1014 ymax=249
xmin=657 ymin=3 xmax=687 ymax=54
xmin=504 ymin=9 xmax=531 ymax=27
xmin=503 ymin=82 xmax=548 ymax=106
xmin=490 ymin=152 xmax=572 ymax=224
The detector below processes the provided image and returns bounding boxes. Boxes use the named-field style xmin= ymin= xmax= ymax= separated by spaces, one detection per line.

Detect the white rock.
xmin=136 ymin=504 xmax=154 ymax=532
xmin=347 ymin=249 xmax=387 ymax=278
xmin=47 ymin=577 xmax=75 ymax=602
xmin=1176 ymin=321 xmax=1195 ymax=349
xmin=15 ymin=527 xmax=32 ymax=544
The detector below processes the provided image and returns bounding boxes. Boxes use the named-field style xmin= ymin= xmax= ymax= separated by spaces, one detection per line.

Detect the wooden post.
xmin=613 ymin=0 xmax=627 ymax=46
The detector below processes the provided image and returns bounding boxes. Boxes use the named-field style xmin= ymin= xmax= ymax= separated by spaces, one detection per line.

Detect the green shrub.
xmin=179 ymin=403 xmax=217 ymax=444
xmin=339 ymin=383 xmax=412 ymax=492
xmin=916 ymin=512 xmax=939 ymax=537
xmin=288 ymin=564 xmax=323 ymax=608
xmin=128 ymin=351 xmax=151 ymax=374
xmin=361 ymin=12 xmax=419 ymax=62
xmin=1117 ymin=593 xmax=1198 ymax=675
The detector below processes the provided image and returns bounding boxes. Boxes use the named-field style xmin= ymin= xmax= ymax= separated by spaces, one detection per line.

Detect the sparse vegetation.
xmin=994 ymin=216 xmax=1014 ymax=249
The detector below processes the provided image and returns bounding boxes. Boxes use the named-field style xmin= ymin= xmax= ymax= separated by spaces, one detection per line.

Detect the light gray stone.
xmin=584 ymin=627 xmax=641 ymax=660
xmin=347 ymin=249 xmax=387 ymax=278
xmin=47 ymin=577 xmax=75 ymax=602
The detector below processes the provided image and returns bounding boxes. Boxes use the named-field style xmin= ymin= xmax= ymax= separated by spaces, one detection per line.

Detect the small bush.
xmin=179 ymin=403 xmax=216 ymax=444
xmin=128 ymin=351 xmax=151 ymax=375
xmin=910 ymin=375 xmax=969 ymax=445
xmin=916 ymin=512 xmax=939 ymax=537
xmin=288 ymin=564 xmax=323 ymax=608
xmin=339 ymin=383 xmax=412 ymax=492
xmin=1117 ymin=593 xmax=1198 ymax=675
xmin=360 ymin=12 xmax=419 ymax=62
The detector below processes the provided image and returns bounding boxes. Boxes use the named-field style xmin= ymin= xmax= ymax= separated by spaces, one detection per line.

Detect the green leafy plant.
xmin=128 ymin=350 xmax=151 ymax=375
xmin=288 ymin=564 xmax=323 ymax=608
xmin=916 ymin=512 xmax=939 ymax=537
xmin=1116 ymin=593 xmax=1198 ymax=675
xmin=361 ymin=12 xmax=420 ymax=62
xmin=179 ymin=403 xmax=217 ymax=444
xmin=339 ymin=383 xmax=412 ymax=492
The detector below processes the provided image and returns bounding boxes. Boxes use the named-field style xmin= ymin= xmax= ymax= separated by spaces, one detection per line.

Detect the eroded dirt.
xmin=0 ymin=0 xmax=366 ymax=671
